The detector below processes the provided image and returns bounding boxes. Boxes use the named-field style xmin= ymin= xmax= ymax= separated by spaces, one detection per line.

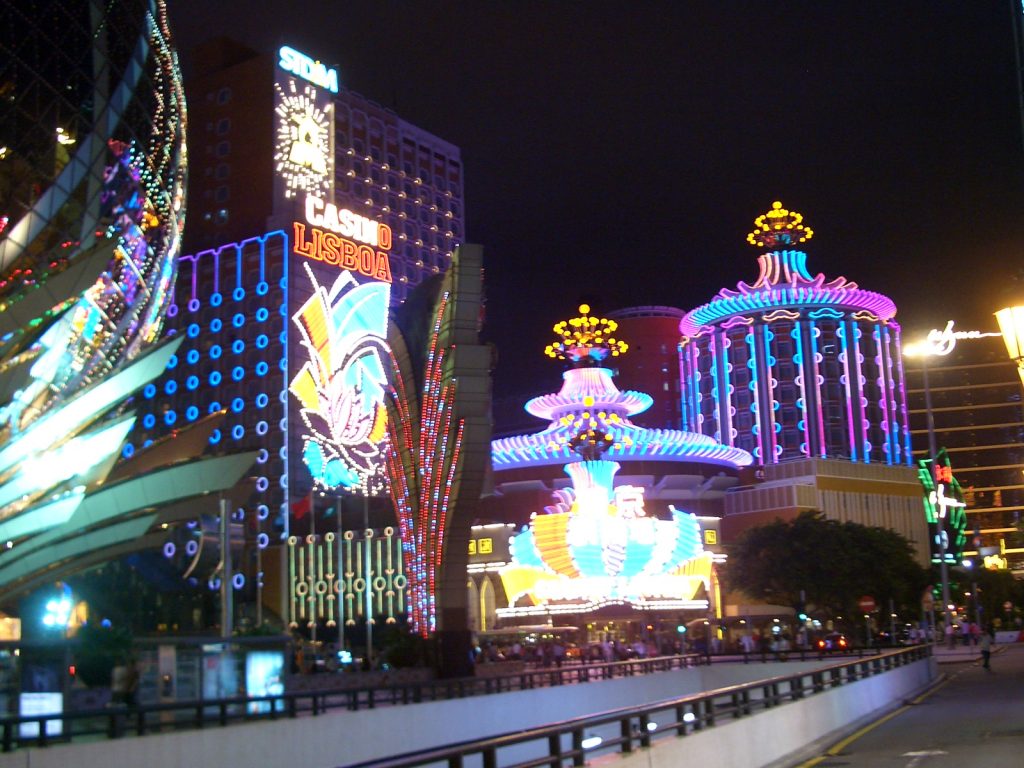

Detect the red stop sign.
xmin=858 ymin=596 xmax=876 ymax=613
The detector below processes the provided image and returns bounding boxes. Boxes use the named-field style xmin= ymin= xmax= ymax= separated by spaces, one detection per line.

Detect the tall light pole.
xmin=904 ymin=345 xmax=953 ymax=636
xmin=995 ymin=306 xmax=1024 ymax=388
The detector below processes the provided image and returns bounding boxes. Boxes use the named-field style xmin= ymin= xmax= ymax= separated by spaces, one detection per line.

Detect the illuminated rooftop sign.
xmin=916 ymin=320 xmax=1001 ymax=356
xmin=278 ymin=45 xmax=339 ymax=93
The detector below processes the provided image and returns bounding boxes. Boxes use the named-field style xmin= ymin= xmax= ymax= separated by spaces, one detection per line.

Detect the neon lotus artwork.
xmin=499 ymin=460 xmax=712 ymax=613
xmin=289 ymin=263 xmax=390 ymax=493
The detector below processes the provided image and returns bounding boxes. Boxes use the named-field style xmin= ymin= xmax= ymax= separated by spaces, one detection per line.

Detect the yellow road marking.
xmin=793 ymin=675 xmax=953 ymax=768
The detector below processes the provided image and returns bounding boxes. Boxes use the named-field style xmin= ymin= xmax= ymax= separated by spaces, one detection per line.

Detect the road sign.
xmin=858 ymin=595 xmax=877 ymax=613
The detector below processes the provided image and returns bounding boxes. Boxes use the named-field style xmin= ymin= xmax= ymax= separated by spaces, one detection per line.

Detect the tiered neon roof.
xmin=491 ymin=305 xmax=752 ymax=469
xmin=680 ymin=202 xmax=896 ymax=337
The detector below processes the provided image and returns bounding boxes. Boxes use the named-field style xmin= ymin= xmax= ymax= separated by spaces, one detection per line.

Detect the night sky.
xmin=170 ymin=1 xmax=1024 ymax=402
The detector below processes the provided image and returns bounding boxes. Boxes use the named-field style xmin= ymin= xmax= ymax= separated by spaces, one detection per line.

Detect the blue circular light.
xmin=255 ymin=361 xmax=268 ymax=376
xmin=211 ymin=318 xmax=222 ymax=332
xmin=143 ymin=414 xmax=156 ymax=429
xmin=164 ymin=410 xmax=177 ymax=426
xmin=187 ymin=299 xmax=200 ymax=312
xmin=187 ymin=323 xmax=200 ymax=338
xmin=257 ymin=448 xmax=269 ymax=463
xmin=143 ymin=384 xmax=156 ymax=399
xmin=232 ymin=366 xmax=244 ymax=381
xmin=209 ymin=401 xmax=222 ymax=413
xmin=168 ymin=355 xmax=178 ymax=369
xmin=186 ymin=405 xmax=199 ymax=421
xmin=256 ymin=281 xmax=269 ymax=295
xmin=122 ymin=443 xmax=135 ymax=459
xmin=186 ymin=375 xmax=199 ymax=391
xmin=256 ymin=334 xmax=268 ymax=349
xmin=210 ymin=344 xmax=222 ymax=359
xmin=233 ymin=287 xmax=245 ymax=301
xmin=256 ymin=393 xmax=269 ymax=408
xmin=210 ymin=292 xmax=223 ymax=307
xmin=232 ymin=313 xmax=245 ymax=328
xmin=256 ymin=420 xmax=268 ymax=436
xmin=256 ymin=307 xmax=269 ymax=322
xmin=167 ymin=304 xmax=178 ymax=318
xmin=164 ymin=380 xmax=177 ymax=395
xmin=257 ymin=533 xmax=270 ymax=548
xmin=256 ymin=476 xmax=269 ymax=492
xmin=232 ymin=573 xmax=245 ymax=590
xmin=143 ymin=439 xmax=153 ymax=448
xmin=209 ymin=429 xmax=222 ymax=444
xmin=186 ymin=349 xmax=200 ymax=364
xmin=279 ymin=358 xmax=286 ymax=371
xmin=232 ymin=339 xmax=245 ymax=354
xmin=231 ymin=424 xmax=244 ymax=440
xmin=257 ymin=505 xmax=269 ymax=520
xmin=279 ymin=331 xmax=286 ymax=345
xmin=209 ymin=371 xmax=221 ymax=385
xmin=231 ymin=397 xmax=244 ymax=413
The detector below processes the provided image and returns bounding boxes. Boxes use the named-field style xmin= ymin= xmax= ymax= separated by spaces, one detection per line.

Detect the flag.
xmin=291 ymin=493 xmax=312 ymax=520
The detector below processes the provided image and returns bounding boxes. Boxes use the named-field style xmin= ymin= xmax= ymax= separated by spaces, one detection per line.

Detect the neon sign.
xmin=292 ymin=222 xmax=392 ymax=282
xmin=289 ymin=263 xmax=391 ymax=493
xmin=274 ymin=81 xmax=332 ymax=200
xmin=919 ymin=320 xmax=1001 ymax=356
xmin=278 ymin=45 xmax=339 ymax=93
xmin=305 ymin=195 xmax=391 ymax=248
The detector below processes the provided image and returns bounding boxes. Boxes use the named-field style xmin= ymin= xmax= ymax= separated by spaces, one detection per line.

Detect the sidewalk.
xmin=931 ymin=640 xmax=1013 ymax=664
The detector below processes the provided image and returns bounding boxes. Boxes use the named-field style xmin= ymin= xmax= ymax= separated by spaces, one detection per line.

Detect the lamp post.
xmin=995 ymin=306 xmax=1024 ymax=387
xmin=903 ymin=345 xmax=953 ymax=638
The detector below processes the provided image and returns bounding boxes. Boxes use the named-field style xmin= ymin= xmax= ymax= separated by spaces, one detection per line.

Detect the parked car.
xmin=816 ymin=633 xmax=849 ymax=652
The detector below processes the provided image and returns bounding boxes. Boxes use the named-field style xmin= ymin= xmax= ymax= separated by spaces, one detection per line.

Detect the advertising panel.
xmin=286 ymin=210 xmax=393 ymax=502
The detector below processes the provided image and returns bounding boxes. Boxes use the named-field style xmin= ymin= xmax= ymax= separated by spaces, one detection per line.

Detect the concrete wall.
xmin=0 ymin=658 xmax=928 ymax=768
xmin=611 ymin=656 xmax=937 ymax=768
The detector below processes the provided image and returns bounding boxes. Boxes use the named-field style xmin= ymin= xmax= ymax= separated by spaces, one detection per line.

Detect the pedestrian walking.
xmin=979 ymin=629 xmax=993 ymax=671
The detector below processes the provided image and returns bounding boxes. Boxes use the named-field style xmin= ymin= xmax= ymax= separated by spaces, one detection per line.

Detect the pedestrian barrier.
xmin=339 ymin=644 xmax=932 ymax=768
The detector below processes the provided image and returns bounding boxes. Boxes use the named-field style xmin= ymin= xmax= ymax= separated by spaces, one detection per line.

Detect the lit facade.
xmin=129 ymin=42 xmax=466 ymax=628
xmin=186 ymin=39 xmax=463 ymax=305
xmin=903 ymin=330 xmax=1024 ymax=571
xmin=490 ymin=305 xmax=751 ymax=625
xmin=0 ymin=1 xmax=260 ymax=604
xmin=680 ymin=202 xmax=911 ymax=466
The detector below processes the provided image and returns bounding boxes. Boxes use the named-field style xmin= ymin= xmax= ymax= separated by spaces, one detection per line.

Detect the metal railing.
xmin=340 ymin=644 xmax=932 ymax=768
xmin=0 ymin=652 xmax=707 ymax=752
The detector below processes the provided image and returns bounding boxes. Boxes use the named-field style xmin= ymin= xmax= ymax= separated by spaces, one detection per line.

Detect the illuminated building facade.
xmin=488 ymin=305 xmax=751 ymax=630
xmin=185 ymin=38 xmax=463 ymax=305
xmin=0 ymin=1 xmax=259 ymax=606
xmin=127 ymin=42 xmax=467 ymax=629
xmin=680 ymin=202 xmax=911 ymax=467
xmin=903 ymin=329 xmax=1024 ymax=571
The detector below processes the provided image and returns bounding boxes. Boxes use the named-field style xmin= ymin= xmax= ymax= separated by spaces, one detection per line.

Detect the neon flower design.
xmin=290 ymin=263 xmax=390 ymax=492
xmin=500 ymin=460 xmax=713 ymax=612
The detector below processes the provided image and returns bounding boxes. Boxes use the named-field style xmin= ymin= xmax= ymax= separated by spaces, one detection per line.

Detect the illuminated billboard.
xmin=274 ymin=60 xmax=334 ymax=202
xmin=918 ymin=448 xmax=968 ymax=565
xmin=287 ymin=223 xmax=392 ymax=497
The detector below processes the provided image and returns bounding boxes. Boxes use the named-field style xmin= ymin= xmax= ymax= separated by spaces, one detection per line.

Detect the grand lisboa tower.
xmin=0 ymin=1 xmax=254 ymax=603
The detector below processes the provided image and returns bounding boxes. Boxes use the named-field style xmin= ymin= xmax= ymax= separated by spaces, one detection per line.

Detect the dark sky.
xmin=170 ymin=1 xmax=1024 ymax=400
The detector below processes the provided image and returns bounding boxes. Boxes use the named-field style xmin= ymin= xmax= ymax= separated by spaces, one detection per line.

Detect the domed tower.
xmin=679 ymin=202 xmax=910 ymax=466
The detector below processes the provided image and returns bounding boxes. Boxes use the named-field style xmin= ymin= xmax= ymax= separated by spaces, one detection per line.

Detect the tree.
xmin=722 ymin=511 xmax=930 ymax=627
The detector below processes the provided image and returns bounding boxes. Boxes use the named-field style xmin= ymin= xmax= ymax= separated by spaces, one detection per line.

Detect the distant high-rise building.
xmin=904 ymin=326 xmax=1024 ymax=572
xmin=184 ymin=38 xmax=463 ymax=304
xmin=606 ymin=307 xmax=685 ymax=430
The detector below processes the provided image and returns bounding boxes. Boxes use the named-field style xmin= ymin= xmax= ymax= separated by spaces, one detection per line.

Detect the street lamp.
xmin=902 ymin=343 xmax=953 ymax=637
xmin=995 ymin=305 xmax=1024 ymax=388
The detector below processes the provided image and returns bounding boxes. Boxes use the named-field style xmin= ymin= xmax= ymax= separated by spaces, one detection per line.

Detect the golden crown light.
xmin=747 ymin=200 xmax=814 ymax=249
xmin=544 ymin=303 xmax=628 ymax=365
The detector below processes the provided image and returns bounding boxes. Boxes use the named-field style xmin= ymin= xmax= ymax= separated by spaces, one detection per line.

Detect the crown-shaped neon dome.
xmin=545 ymin=304 xmax=628 ymax=366
xmin=746 ymin=200 xmax=813 ymax=249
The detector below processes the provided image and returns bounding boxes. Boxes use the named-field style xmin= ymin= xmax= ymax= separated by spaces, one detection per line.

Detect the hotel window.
xmin=216 ymin=118 xmax=231 ymax=135
xmin=216 ymin=141 xmax=230 ymax=157
xmin=215 ymin=163 xmax=230 ymax=180
xmin=217 ymin=87 xmax=232 ymax=105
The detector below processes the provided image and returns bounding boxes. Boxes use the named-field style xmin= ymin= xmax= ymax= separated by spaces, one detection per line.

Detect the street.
xmin=796 ymin=644 xmax=1024 ymax=767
